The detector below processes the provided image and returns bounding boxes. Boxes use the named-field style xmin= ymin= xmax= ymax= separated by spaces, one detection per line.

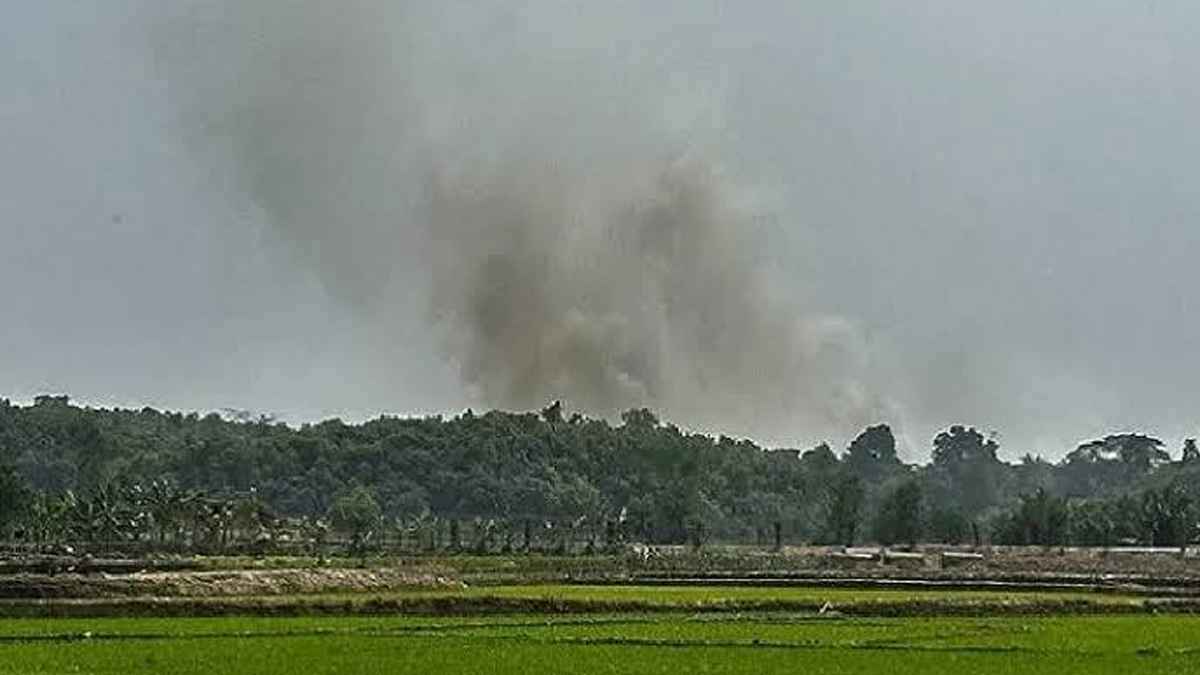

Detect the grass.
xmin=0 ymin=613 xmax=1196 ymax=674
xmin=4 ymin=550 xmax=1194 ymax=672
xmin=0 ymin=583 xmax=1164 ymax=619
xmin=453 ymin=583 xmax=1138 ymax=604
xmin=0 ymin=581 xmax=1190 ymax=672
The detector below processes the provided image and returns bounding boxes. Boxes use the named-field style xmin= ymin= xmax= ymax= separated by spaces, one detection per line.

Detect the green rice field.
xmin=0 ymin=612 xmax=1197 ymax=674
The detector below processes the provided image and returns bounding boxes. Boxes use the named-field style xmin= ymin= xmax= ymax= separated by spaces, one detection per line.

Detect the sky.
xmin=3 ymin=2 xmax=1199 ymax=461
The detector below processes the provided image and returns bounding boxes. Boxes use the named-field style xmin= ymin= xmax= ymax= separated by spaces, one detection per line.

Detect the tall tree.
xmin=1061 ymin=434 xmax=1169 ymax=497
xmin=844 ymin=424 xmax=902 ymax=484
xmin=874 ymin=479 xmax=922 ymax=547
xmin=0 ymin=464 xmax=31 ymax=539
xmin=993 ymin=488 xmax=1069 ymax=546
xmin=1140 ymin=482 xmax=1195 ymax=548
xmin=929 ymin=425 xmax=1003 ymax=519
xmin=330 ymin=486 xmax=382 ymax=555
xmin=1182 ymin=439 xmax=1199 ymax=464
xmin=822 ymin=474 xmax=864 ymax=546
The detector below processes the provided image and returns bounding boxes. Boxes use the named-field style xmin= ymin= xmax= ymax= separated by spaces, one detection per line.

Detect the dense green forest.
xmin=1 ymin=395 xmax=1197 ymax=552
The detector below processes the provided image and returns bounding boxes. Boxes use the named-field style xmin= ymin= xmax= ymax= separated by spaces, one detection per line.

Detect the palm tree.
xmin=27 ymin=492 xmax=72 ymax=549
xmin=144 ymin=479 xmax=199 ymax=551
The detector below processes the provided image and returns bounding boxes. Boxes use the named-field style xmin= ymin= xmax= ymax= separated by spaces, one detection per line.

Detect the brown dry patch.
xmin=0 ymin=567 xmax=464 ymax=600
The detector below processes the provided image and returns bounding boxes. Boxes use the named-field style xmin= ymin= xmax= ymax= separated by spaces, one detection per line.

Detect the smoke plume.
xmin=153 ymin=1 xmax=894 ymax=443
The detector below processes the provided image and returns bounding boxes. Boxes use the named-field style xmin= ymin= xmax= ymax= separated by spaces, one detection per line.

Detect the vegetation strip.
xmin=0 ymin=594 xmax=1190 ymax=619
xmin=622 ymin=576 xmax=1187 ymax=595
xmin=3 ymin=400 xmax=1199 ymax=560
xmin=4 ymin=625 xmax=1192 ymax=660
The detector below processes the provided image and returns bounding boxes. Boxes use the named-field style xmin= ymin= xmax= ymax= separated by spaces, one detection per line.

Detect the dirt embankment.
xmin=623 ymin=545 xmax=1200 ymax=581
xmin=1 ymin=546 xmax=1198 ymax=601
xmin=0 ymin=567 xmax=463 ymax=600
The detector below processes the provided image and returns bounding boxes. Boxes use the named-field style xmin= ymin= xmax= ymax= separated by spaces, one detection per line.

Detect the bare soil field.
xmin=0 ymin=566 xmax=464 ymax=600
xmin=0 ymin=545 xmax=1198 ymax=606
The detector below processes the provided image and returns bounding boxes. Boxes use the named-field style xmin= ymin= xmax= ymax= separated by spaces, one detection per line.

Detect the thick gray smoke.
xmin=11 ymin=2 xmax=1200 ymax=459
xmin=425 ymin=153 xmax=888 ymax=436
xmin=152 ymin=1 xmax=893 ymax=443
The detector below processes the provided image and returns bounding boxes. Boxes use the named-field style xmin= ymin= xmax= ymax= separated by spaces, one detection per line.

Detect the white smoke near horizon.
xmin=147 ymin=1 xmax=899 ymax=443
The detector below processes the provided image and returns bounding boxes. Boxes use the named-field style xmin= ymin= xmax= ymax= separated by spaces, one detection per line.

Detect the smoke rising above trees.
xmin=8 ymin=3 xmax=1200 ymax=457
xmin=154 ymin=1 xmax=893 ymax=443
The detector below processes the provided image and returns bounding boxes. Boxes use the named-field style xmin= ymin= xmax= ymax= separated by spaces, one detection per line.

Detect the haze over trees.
xmin=0 ymin=395 xmax=1196 ymax=551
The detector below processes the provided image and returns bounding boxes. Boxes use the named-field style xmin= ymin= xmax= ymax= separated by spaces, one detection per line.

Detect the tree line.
xmin=0 ymin=395 xmax=1197 ymax=553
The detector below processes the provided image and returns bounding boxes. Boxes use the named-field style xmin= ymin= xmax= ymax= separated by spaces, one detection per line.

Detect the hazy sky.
xmin=3 ymin=2 xmax=1198 ymax=461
